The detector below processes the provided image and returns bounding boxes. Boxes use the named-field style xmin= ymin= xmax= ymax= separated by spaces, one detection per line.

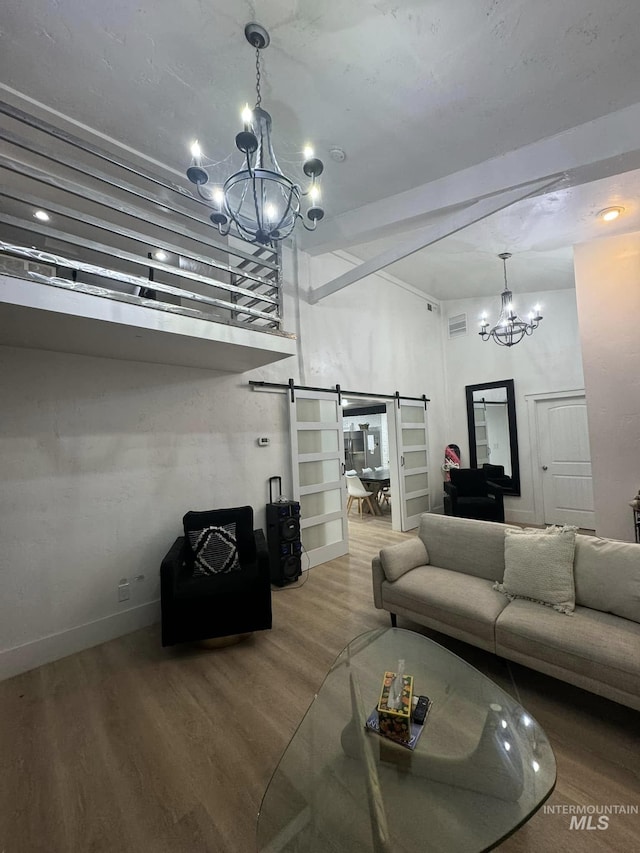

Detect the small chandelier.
xmin=479 ymin=253 xmax=543 ymax=347
xmin=186 ymin=22 xmax=325 ymax=246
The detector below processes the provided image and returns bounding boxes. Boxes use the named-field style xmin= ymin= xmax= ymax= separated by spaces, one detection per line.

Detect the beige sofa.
xmin=372 ymin=513 xmax=640 ymax=711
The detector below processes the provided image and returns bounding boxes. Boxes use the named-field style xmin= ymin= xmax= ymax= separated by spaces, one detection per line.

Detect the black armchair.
xmin=160 ymin=505 xmax=272 ymax=646
xmin=482 ymin=463 xmax=513 ymax=492
xmin=443 ymin=468 xmax=505 ymax=523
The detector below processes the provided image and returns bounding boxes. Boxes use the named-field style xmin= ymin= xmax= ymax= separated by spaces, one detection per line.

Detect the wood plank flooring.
xmin=0 ymin=514 xmax=638 ymax=852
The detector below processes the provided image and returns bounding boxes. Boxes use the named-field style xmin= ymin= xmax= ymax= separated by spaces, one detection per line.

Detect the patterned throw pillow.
xmin=188 ymin=523 xmax=241 ymax=576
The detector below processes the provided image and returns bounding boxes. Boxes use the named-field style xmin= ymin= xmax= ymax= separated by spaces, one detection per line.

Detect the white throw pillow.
xmin=494 ymin=525 xmax=577 ymax=614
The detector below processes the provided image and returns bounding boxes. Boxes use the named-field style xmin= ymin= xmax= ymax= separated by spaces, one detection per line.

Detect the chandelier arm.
xmin=250 ymin=167 xmax=263 ymax=236
xmin=301 ymin=217 xmax=318 ymax=233
xmin=195 ymin=183 xmax=216 ymax=205
xmin=272 ymin=185 xmax=297 ymax=233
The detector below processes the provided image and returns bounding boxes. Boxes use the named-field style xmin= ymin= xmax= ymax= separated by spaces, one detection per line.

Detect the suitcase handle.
xmin=269 ymin=476 xmax=282 ymax=504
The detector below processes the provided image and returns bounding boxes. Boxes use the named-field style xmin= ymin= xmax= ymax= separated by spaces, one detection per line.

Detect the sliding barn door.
xmin=390 ymin=400 xmax=431 ymax=531
xmin=289 ymin=390 xmax=348 ymax=568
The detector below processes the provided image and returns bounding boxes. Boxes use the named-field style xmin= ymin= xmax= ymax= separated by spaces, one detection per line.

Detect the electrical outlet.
xmin=118 ymin=579 xmax=130 ymax=602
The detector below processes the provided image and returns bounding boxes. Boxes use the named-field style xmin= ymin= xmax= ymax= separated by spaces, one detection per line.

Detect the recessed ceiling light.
xmin=598 ymin=206 xmax=624 ymax=222
xmin=34 ymin=210 xmax=50 ymax=222
xmin=153 ymin=250 xmax=169 ymax=262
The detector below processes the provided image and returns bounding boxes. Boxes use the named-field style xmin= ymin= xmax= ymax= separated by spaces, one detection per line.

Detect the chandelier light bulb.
xmin=303 ymin=145 xmax=314 ymax=160
xmin=309 ymin=185 xmax=320 ymax=203
xmin=190 ymin=140 xmax=202 ymax=159
xmin=265 ymin=203 xmax=277 ymax=221
xmin=241 ymin=103 xmax=253 ymax=129
xmin=212 ymin=187 xmax=224 ymax=206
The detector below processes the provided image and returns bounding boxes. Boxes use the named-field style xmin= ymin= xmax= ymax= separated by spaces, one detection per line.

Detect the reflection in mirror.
xmin=465 ymin=379 xmax=520 ymax=496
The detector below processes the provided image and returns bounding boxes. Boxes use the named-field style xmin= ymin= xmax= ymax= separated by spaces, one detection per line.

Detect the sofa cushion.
xmin=495 ymin=599 xmax=640 ymax=698
xmin=380 ymin=537 xmax=429 ymax=583
xmin=418 ymin=514 xmax=514 ymax=582
xmin=494 ymin=526 xmax=577 ymax=614
xmin=573 ymin=535 xmax=640 ymax=624
xmin=382 ymin=565 xmax=511 ymax=649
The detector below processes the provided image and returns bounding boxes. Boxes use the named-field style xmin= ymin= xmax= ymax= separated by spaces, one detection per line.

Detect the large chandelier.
xmin=479 ymin=253 xmax=543 ymax=347
xmin=186 ymin=22 xmax=325 ymax=246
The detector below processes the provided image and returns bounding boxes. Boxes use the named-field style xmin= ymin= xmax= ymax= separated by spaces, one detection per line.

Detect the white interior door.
xmin=535 ymin=396 xmax=595 ymax=529
xmin=289 ymin=390 xmax=349 ymax=568
xmin=389 ymin=400 xmax=430 ymax=531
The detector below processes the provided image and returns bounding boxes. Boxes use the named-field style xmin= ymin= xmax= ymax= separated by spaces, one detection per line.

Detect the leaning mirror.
xmin=465 ymin=379 xmax=520 ymax=496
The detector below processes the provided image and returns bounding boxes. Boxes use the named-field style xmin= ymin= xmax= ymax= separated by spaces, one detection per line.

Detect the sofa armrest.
xmin=487 ymin=482 xmax=504 ymax=511
xmin=372 ymin=555 xmax=385 ymax=609
xmin=443 ymin=481 xmax=458 ymax=514
xmin=254 ymin=528 xmax=271 ymax=584
xmin=379 ymin=537 xmax=430 ymax=582
xmin=160 ymin=536 xmax=187 ymax=596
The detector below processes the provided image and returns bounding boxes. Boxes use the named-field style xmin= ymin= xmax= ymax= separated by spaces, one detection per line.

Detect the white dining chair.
xmin=346 ymin=475 xmax=377 ymax=518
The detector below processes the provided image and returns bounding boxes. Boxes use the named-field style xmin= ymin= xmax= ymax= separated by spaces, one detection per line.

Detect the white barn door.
xmin=388 ymin=400 xmax=430 ymax=531
xmin=289 ymin=389 xmax=349 ymax=568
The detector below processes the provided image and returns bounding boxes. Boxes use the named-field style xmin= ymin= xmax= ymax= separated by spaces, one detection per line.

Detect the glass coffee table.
xmin=257 ymin=628 xmax=555 ymax=853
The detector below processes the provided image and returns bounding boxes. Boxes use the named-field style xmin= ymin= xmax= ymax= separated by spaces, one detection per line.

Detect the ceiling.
xmin=2 ymin=0 xmax=640 ymax=300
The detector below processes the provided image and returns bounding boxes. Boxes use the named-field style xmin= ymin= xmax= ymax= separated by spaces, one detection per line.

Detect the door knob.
xmin=542 ymin=465 xmax=548 ymax=471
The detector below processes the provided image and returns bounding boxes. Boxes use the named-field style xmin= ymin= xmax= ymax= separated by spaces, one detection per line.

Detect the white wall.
xmin=574 ymin=232 xmax=640 ymax=541
xmin=0 ymin=246 xmax=446 ymax=678
xmin=442 ymin=289 xmax=585 ymax=523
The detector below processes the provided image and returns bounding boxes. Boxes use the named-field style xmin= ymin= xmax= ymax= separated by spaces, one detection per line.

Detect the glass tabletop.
xmin=257 ymin=628 xmax=556 ymax=853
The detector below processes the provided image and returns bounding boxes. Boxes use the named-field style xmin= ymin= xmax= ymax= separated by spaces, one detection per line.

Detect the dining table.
xmin=356 ymin=468 xmax=390 ymax=514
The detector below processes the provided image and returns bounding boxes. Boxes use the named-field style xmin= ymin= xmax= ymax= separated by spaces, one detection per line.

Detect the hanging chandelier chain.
xmin=503 ymin=257 xmax=508 ymax=290
xmin=255 ymin=46 xmax=262 ymax=108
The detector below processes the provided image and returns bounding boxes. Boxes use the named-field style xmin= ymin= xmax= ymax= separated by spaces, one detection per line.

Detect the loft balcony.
xmin=0 ymin=98 xmax=297 ymax=372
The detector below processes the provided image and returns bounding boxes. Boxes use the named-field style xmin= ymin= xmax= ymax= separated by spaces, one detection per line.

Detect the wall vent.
xmin=448 ymin=313 xmax=467 ymax=338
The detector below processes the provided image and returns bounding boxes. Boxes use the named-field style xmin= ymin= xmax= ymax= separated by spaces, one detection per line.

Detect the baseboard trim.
xmin=0 ymin=600 xmax=161 ymax=682
xmin=504 ymin=508 xmax=536 ymax=525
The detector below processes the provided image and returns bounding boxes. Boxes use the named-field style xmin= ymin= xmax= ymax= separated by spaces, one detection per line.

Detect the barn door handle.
xmin=542 ymin=465 xmax=548 ymax=471
xmin=401 ymin=455 xmax=405 ymax=467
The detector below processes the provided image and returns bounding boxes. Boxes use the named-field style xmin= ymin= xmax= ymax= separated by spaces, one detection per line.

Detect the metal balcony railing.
xmin=0 ymin=100 xmax=285 ymax=334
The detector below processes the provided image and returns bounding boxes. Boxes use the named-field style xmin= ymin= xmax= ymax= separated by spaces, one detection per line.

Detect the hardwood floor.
xmin=0 ymin=515 xmax=637 ymax=852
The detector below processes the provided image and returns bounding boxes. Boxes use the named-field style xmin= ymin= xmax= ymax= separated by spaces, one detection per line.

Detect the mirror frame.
xmin=465 ymin=378 xmax=521 ymax=496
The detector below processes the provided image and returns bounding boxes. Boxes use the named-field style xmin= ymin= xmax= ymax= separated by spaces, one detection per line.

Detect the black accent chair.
xmin=443 ymin=468 xmax=505 ymax=523
xmin=160 ymin=505 xmax=272 ymax=646
xmin=482 ymin=463 xmax=513 ymax=492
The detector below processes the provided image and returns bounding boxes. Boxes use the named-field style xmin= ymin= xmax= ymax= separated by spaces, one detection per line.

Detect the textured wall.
xmin=574 ymin=232 xmax=640 ymax=540
xmin=0 ymin=246 xmax=445 ymax=676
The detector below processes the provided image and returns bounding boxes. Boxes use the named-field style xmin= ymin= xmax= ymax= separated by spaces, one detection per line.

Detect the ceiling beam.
xmin=308 ymin=179 xmax=561 ymax=304
xmin=304 ymin=102 xmax=640 ymax=256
